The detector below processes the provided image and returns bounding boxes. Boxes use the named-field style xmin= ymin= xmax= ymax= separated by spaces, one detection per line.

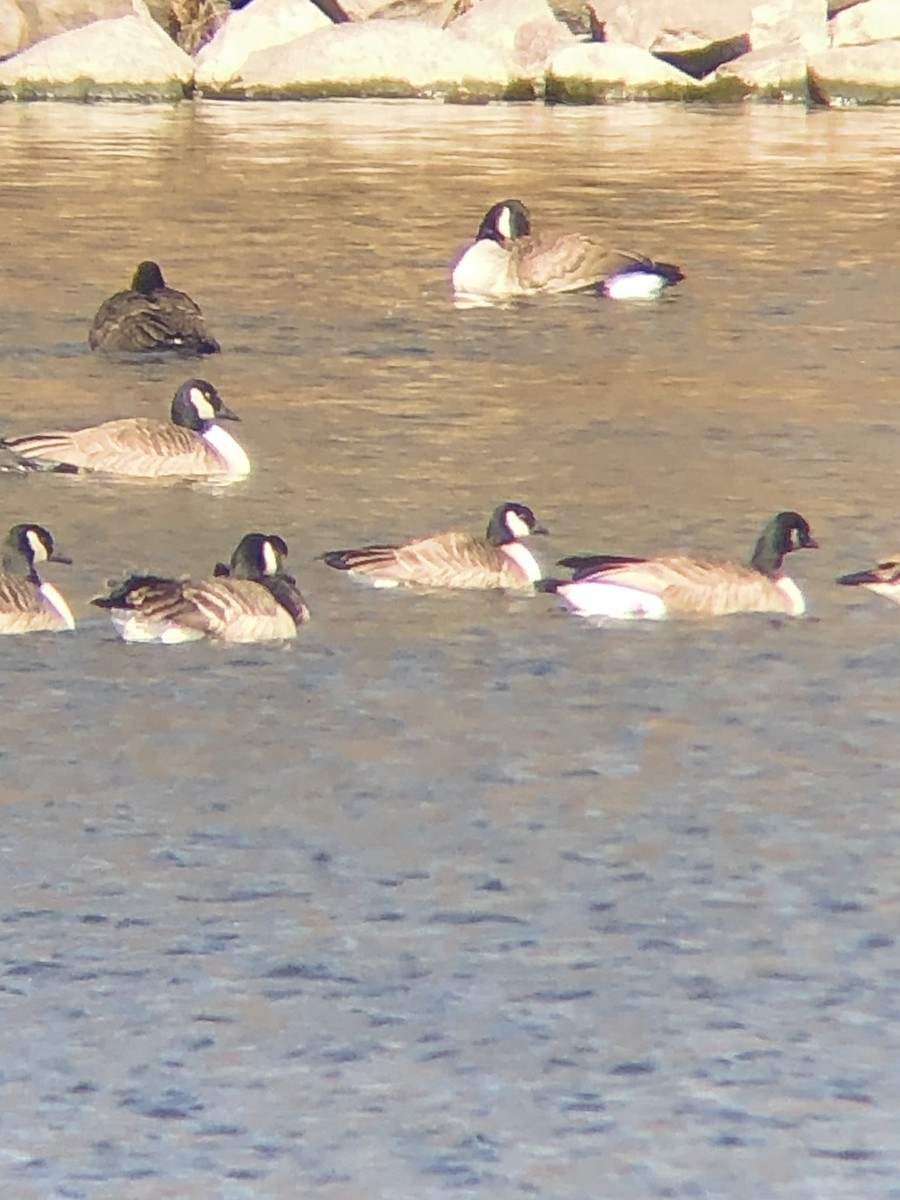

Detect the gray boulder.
xmin=0 ymin=0 xmax=27 ymax=57
xmin=0 ymin=0 xmax=141 ymax=57
xmin=715 ymin=42 xmax=810 ymax=100
xmin=0 ymin=1 xmax=193 ymax=98
xmin=545 ymin=39 xmax=716 ymax=100
xmin=809 ymin=39 xmax=900 ymax=103
xmin=194 ymin=0 xmax=332 ymax=89
xmin=588 ymin=0 xmax=755 ymax=51
xmin=217 ymin=17 xmax=531 ymax=99
xmin=448 ymin=0 xmax=576 ymax=76
xmin=750 ymin=0 xmax=826 ymax=54
xmin=829 ymin=0 xmax=900 ymax=47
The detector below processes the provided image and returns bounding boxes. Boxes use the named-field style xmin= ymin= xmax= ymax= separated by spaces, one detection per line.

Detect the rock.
xmin=211 ymin=17 xmax=532 ymax=100
xmin=750 ymin=0 xmax=826 ymax=54
xmin=808 ymin=40 xmax=900 ymax=104
xmin=545 ymin=39 xmax=724 ymax=101
xmin=829 ymin=0 xmax=900 ymax=47
xmin=587 ymin=0 xmax=755 ymax=52
xmin=828 ymin=0 xmax=867 ymax=16
xmin=0 ymin=2 xmax=193 ymax=99
xmin=0 ymin=0 xmax=27 ymax=57
xmin=654 ymin=33 xmax=749 ymax=80
xmin=448 ymin=0 xmax=576 ymax=75
xmin=2 ymin=0 xmax=139 ymax=57
xmin=715 ymin=42 xmax=810 ymax=100
xmin=194 ymin=0 xmax=331 ymax=89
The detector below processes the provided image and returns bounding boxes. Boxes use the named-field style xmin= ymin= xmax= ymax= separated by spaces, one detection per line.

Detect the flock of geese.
xmin=0 ymin=199 xmax=891 ymax=641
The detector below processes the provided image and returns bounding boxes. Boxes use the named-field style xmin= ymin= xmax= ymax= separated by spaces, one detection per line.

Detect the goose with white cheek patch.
xmin=92 ymin=533 xmax=309 ymax=645
xmin=322 ymin=502 xmax=549 ymax=590
xmin=0 ymin=380 xmax=250 ymax=481
xmin=0 ymin=524 xmax=75 ymax=633
xmin=89 ymin=260 xmax=220 ymax=355
xmin=451 ymin=199 xmax=684 ymax=302
xmin=540 ymin=511 xmax=818 ymax=620
xmin=837 ymin=557 xmax=900 ymax=606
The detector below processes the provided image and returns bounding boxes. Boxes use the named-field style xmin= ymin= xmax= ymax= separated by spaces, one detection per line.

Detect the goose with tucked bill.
xmin=89 ymin=260 xmax=220 ymax=354
xmin=93 ymin=533 xmax=309 ymax=644
xmin=451 ymin=199 xmax=684 ymax=302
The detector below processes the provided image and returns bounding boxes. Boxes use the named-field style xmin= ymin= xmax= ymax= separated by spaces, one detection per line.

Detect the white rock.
xmin=809 ymin=40 xmax=900 ymax=103
xmin=715 ymin=42 xmax=810 ymax=97
xmin=750 ymin=0 xmax=826 ymax=54
xmin=194 ymin=0 xmax=331 ymax=88
xmin=0 ymin=2 xmax=193 ymax=96
xmin=449 ymin=0 xmax=576 ymax=74
xmin=829 ymin=0 xmax=900 ymax=47
xmin=0 ymin=0 xmax=27 ymax=57
xmin=228 ymin=18 xmax=523 ymax=98
xmin=589 ymin=0 xmax=754 ymax=51
xmin=547 ymin=40 xmax=711 ymax=97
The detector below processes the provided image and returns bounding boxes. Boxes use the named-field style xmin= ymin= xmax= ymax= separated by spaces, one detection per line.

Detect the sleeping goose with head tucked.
xmin=89 ymin=260 xmax=220 ymax=355
xmin=322 ymin=502 xmax=549 ymax=590
xmin=0 ymin=380 xmax=249 ymax=481
xmin=451 ymin=199 xmax=684 ymax=302
xmin=0 ymin=524 xmax=74 ymax=634
xmin=541 ymin=511 xmax=818 ymax=620
xmin=93 ymin=533 xmax=309 ymax=644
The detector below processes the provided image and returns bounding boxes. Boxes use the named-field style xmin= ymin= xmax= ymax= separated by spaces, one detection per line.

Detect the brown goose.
xmin=541 ymin=512 xmax=818 ymax=620
xmin=451 ymin=199 xmax=683 ymax=301
xmin=92 ymin=533 xmax=309 ymax=644
xmin=837 ymin=557 xmax=900 ymax=605
xmin=322 ymin=502 xmax=548 ymax=590
xmin=89 ymin=260 xmax=220 ymax=354
xmin=0 ymin=524 xmax=74 ymax=634
xmin=0 ymin=380 xmax=249 ymax=480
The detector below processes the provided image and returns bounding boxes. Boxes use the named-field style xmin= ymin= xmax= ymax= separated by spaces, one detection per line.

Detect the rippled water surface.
xmin=1 ymin=100 xmax=900 ymax=1199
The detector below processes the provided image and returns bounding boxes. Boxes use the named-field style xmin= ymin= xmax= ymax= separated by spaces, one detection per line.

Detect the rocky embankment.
xmin=0 ymin=0 xmax=898 ymax=105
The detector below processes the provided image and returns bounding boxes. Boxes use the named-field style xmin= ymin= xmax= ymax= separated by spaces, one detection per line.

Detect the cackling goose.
xmin=541 ymin=511 xmax=818 ymax=619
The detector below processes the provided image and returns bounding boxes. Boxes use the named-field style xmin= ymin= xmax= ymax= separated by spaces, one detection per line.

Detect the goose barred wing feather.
xmin=4 ymin=419 xmax=215 ymax=477
xmin=324 ymin=532 xmax=514 ymax=589
xmin=515 ymin=234 xmax=653 ymax=294
xmin=95 ymin=576 xmax=303 ymax=641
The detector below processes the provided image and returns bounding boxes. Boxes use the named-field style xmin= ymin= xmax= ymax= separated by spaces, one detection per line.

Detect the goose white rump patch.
xmin=556 ymin=581 xmax=668 ymax=620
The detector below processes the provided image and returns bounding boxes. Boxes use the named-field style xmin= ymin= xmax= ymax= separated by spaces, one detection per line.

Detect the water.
xmin=1 ymin=99 xmax=900 ymax=1199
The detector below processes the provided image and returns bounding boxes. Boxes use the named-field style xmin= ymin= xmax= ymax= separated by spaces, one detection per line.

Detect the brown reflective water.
xmin=1 ymin=100 xmax=900 ymax=1197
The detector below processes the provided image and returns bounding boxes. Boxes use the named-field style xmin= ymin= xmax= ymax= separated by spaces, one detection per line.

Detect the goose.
xmin=92 ymin=533 xmax=309 ymax=644
xmin=837 ymin=557 xmax=900 ymax=605
xmin=322 ymin=502 xmax=549 ymax=590
xmin=0 ymin=380 xmax=250 ymax=480
xmin=0 ymin=524 xmax=75 ymax=634
xmin=451 ymin=199 xmax=684 ymax=302
xmin=88 ymin=260 xmax=220 ymax=354
xmin=540 ymin=511 xmax=818 ymax=620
